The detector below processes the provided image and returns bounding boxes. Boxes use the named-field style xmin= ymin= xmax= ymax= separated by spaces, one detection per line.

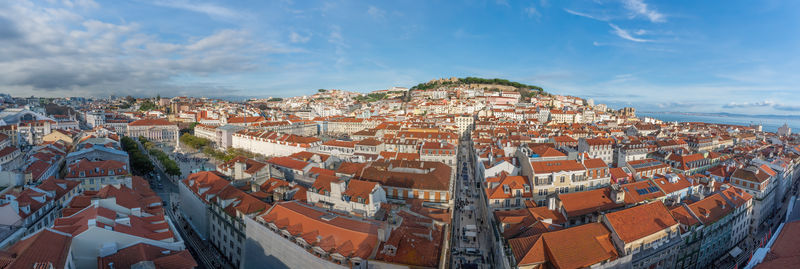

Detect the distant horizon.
xmin=7 ymin=88 xmax=800 ymax=118
xmin=0 ymin=1 xmax=798 ymax=115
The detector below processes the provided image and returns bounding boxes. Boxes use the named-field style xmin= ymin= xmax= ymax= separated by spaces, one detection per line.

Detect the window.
xmin=560 ymin=176 xmax=565 ymax=183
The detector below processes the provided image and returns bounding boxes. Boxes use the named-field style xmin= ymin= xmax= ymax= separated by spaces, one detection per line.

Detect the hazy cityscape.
xmin=0 ymin=1 xmax=798 ymax=269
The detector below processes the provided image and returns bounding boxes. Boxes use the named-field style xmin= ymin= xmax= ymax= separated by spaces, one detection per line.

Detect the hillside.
xmin=410 ymin=77 xmax=546 ymax=98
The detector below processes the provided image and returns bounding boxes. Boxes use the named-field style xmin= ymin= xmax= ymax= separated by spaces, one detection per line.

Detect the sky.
xmin=0 ymin=0 xmax=799 ymax=115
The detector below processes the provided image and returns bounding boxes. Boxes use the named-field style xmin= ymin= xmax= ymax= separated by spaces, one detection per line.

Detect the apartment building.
xmin=485 ymin=174 xmax=532 ymax=210
xmin=729 ymin=164 xmax=778 ymax=232
xmin=578 ymin=137 xmax=614 ymax=165
xmin=208 ymin=184 xmax=269 ymax=268
xmin=232 ymin=130 xmax=321 ymax=157
xmin=64 ymin=159 xmax=131 ymax=191
xmin=626 ymin=158 xmax=672 ymax=180
xmin=355 ymin=160 xmax=453 ymax=204
xmin=306 ymin=177 xmax=386 ymax=217
xmin=0 ymin=178 xmax=81 ymax=246
xmin=420 ymin=141 xmax=458 ymax=167
xmin=521 ymin=159 xmax=591 ymax=206
xmin=127 ymin=118 xmax=180 ymax=143
xmin=603 ymin=201 xmax=681 ymax=269
xmin=671 ymin=188 xmax=753 ymax=269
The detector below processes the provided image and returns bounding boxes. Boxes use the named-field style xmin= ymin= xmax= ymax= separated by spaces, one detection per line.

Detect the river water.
xmin=638 ymin=112 xmax=799 ymax=133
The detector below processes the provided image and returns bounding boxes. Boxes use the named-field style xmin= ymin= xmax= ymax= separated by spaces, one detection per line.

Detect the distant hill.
xmin=410 ymin=77 xmax=546 ymax=98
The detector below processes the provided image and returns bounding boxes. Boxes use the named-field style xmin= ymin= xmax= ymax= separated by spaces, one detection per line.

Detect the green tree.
xmin=138 ymin=100 xmax=157 ymax=111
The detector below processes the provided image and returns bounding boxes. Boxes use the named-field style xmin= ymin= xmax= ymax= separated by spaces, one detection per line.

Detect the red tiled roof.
xmin=609 ymin=167 xmax=629 ymax=180
xmin=322 ymin=140 xmax=357 ymax=148
xmin=531 ymin=160 xmax=585 ymax=174
xmin=261 ymin=201 xmax=380 ymax=259
xmin=0 ymin=146 xmax=19 ymax=158
xmin=485 ymin=175 xmax=531 ymax=199
xmin=0 ymin=229 xmax=72 ymax=269
xmin=217 ymin=156 xmax=267 ymax=175
xmin=686 ymin=193 xmax=734 ymax=225
xmin=529 ymin=145 xmax=566 ymax=158
xmin=755 ymin=219 xmax=800 ymax=269
xmin=226 ymin=116 xmax=265 ymax=124
xmin=509 ymin=223 xmax=618 ymax=268
xmin=342 ymin=179 xmax=378 ymax=204
xmin=379 ymin=151 xmax=420 ymax=161
xmin=604 ymin=201 xmax=678 ymax=243
xmin=65 ymin=159 xmax=127 ymax=178
xmin=128 ymin=118 xmax=174 ymax=126
xmin=558 ymin=188 xmax=624 ymax=217
xmin=335 ymin=162 xmax=367 ymax=175
xmin=375 ymin=217 xmax=443 ymax=267
xmin=719 ymin=186 xmax=753 ymax=207
xmin=583 ymin=158 xmax=608 ymax=169
xmin=355 ymin=160 xmax=451 ymax=191
xmin=180 ymin=171 xmax=229 ymax=202
xmin=670 ymin=206 xmax=700 ymax=227
xmin=98 ymin=243 xmax=197 ymax=269
xmin=267 ymin=156 xmax=310 ymax=171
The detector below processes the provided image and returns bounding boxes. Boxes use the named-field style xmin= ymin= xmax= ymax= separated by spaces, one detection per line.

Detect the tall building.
xmin=777 ymin=123 xmax=791 ymax=136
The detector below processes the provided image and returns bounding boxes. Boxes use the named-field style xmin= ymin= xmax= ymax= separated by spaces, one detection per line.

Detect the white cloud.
xmin=328 ymin=25 xmax=349 ymax=68
xmin=721 ymin=100 xmax=800 ymax=111
xmin=452 ymin=28 xmax=483 ymax=39
xmin=61 ymin=0 xmax=99 ymax=9
xmin=0 ymin=0 xmax=293 ymax=97
xmin=367 ymin=6 xmax=385 ymax=19
xmin=621 ymin=0 xmax=665 ymax=23
xmin=563 ymin=8 xmax=608 ymax=21
xmin=150 ymin=0 xmax=246 ymax=22
xmin=608 ymin=23 xmax=652 ymax=42
xmin=525 ymin=6 xmax=541 ymax=19
xmin=289 ymin=31 xmax=311 ymax=43
xmin=539 ymin=0 xmax=550 ymax=8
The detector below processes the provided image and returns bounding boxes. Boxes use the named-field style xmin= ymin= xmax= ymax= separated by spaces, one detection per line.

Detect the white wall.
xmin=179 ymin=183 xmax=210 ymax=240
xmin=243 ymin=217 xmax=345 ymax=269
xmin=72 ymin=225 xmax=186 ymax=269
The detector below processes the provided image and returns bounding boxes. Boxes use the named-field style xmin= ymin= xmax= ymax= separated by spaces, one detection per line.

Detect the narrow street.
xmin=723 ymin=173 xmax=800 ymax=269
xmin=451 ymin=139 xmax=498 ymax=269
xmin=135 ymin=139 xmax=232 ymax=269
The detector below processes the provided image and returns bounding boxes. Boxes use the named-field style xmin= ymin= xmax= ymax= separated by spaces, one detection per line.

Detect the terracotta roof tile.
xmin=604 ymin=201 xmax=677 ymax=243
xmin=0 ymin=229 xmax=72 ymax=269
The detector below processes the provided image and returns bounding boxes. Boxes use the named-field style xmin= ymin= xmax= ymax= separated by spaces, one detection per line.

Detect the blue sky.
xmin=0 ymin=0 xmax=799 ymax=115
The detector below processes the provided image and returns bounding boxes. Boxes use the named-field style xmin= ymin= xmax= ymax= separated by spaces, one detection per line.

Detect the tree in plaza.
xmin=164 ymin=162 xmax=182 ymax=177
